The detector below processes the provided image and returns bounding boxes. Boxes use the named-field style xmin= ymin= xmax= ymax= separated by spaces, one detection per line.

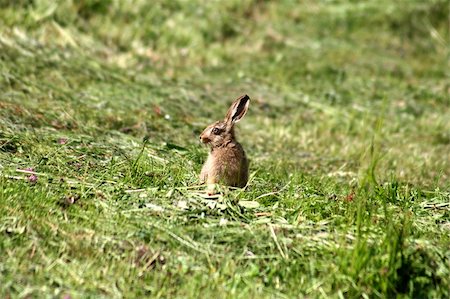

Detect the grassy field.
xmin=1 ymin=0 xmax=449 ymax=298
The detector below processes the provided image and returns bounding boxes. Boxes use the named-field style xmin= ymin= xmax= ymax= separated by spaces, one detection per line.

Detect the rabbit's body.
xmin=199 ymin=95 xmax=250 ymax=189
xmin=200 ymin=137 xmax=249 ymax=187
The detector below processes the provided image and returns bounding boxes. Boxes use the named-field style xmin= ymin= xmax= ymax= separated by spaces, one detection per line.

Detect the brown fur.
xmin=199 ymin=95 xmax=250 ymax=188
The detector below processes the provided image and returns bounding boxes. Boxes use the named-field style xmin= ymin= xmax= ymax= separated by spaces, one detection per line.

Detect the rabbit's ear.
xmin=225 ymin=95 xmax=250 ymax=127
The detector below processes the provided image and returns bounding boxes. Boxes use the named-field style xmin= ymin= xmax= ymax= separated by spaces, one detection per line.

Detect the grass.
xmin=1 ymin=0 xmax=449 ymax=298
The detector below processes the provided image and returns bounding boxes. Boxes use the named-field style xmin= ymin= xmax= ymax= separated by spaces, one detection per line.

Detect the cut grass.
xmin=1 ymin=0 xmax=449 ymax=298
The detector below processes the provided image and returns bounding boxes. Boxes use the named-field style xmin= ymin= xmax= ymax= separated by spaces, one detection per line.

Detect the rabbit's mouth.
xmin=200 ymin=136 xmax=211 ymax=144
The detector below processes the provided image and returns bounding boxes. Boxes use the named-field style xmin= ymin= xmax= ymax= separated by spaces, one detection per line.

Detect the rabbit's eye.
xmin=212 ymin=128 xmax=221 ymax=135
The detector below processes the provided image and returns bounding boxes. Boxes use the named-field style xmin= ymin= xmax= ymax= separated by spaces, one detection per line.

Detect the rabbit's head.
xmin=200 ymin=95 xmax=250 ymax=148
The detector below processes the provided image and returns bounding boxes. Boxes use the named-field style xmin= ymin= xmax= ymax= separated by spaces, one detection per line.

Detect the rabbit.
xmin=199 ymin=95 xmax=250 ymax=190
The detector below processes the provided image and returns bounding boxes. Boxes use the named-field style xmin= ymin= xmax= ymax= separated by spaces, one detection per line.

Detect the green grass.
xmin=1 ymin=0 xmax=449 ymax=298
